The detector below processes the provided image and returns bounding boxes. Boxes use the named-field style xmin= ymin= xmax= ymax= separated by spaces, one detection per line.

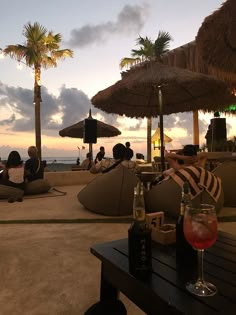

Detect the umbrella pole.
xmin=147 ymin=118 xmax=152 ymax=163
xmin=89 ymin=143 xmax=93 ymax=160
xmin=158 ymin=86 xmax=165 ymax=172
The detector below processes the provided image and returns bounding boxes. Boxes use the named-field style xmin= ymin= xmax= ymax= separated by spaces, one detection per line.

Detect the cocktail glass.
xmin=183 ymin=204 xmax=218 ymax=297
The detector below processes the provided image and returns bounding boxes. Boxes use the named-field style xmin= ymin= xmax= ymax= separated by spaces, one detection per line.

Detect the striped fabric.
xmin=170 ymin=166 xmax=222 ymax=202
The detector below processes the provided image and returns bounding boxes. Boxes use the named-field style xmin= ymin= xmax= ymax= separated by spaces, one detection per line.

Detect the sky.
xmin=0 ymin=0 xmax=234 ymax=160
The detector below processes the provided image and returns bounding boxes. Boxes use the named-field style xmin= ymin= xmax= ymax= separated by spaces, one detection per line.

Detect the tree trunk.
xmin=147 ymin=117 xmax=152 ymax=162
xmin=34 ymin=66 xmax=42 ymax=160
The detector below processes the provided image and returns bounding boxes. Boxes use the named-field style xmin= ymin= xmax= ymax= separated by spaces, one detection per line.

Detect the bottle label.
xmin=128 ymin=229 xmax=152 ymax=278
xmin=134 ymin=208 xmax=146 ymax=221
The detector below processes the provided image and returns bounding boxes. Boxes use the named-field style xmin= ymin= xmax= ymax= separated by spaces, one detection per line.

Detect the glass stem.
xmin=197 ymin=249 xmax=205 ymax=283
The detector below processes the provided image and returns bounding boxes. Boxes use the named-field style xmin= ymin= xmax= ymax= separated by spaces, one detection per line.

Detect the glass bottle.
xmin=176 ymin=181 xmax=197 ymax=266
xmin=128 ymin=181 xmax=152 ymax=280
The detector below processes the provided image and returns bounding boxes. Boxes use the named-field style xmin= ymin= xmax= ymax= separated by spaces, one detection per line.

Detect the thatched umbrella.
xmin=91 ymin=61 xmax=236 ymax=169
xmin=59 ymin=109 xmax=121 ymax=158
xmin=152 ymin=126 xmax=172 ymax=145
xmin=151 ymin=125 xmax=172 ymax=160
xmin=196 ymin=0 xmax=236 ymax=76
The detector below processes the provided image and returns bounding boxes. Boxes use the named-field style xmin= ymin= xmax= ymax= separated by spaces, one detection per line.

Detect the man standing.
xmin=125 ymin=142 xmax=134 ymax=160
xmin=94 ymin=146 xmax=105 ymax=163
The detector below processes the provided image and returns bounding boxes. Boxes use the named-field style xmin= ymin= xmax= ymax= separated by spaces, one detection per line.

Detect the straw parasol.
xmin=91 ymin=61 xmax=236 ymax=169
xmin=92 ymin=62 xmax=235 ymax=118
xmin=196 ymin=0 xmax=236 ymax=76
xmin=151 ymin=126 xmax=172 ymax=144
xmin=59 ymin=110 xmax=121 ymax=138
xmin=151 ymin=125 xmax=172 ymax=160
xmin=59 ymin=109 xmax=121 ymax=158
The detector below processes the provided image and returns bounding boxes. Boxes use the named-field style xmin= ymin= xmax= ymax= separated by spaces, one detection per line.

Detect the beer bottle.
xmin=128 ymin=181 xmax=152 ymax=280
xmin=176 ymin=181 xmax=197 ymax=266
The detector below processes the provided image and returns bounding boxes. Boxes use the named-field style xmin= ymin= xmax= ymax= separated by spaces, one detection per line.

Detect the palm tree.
xmin=4 ymin=22 xmax=73 ymax=159
xmin=120 ymin=31 xmax=172 ymax=162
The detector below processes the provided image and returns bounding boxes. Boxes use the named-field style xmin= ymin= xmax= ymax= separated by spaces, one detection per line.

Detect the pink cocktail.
xmin=183 ymin=204 xmax=218 ymax=297
xmin=184 ymin=213 xmax=218 ymax=249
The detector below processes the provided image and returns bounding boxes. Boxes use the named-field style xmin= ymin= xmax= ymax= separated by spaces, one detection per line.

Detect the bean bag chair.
xmin=78 ymin=164 xmax=138 ymax=216
xmin=24 ymin=179 xmax=51 ymax=195
xmin=0 ymin=185 xmax=24 ymax=200
xmin=213 ymin=160 xmax=236 ymax=207
xmin=145 ymin=166 xmax=224 ymax=219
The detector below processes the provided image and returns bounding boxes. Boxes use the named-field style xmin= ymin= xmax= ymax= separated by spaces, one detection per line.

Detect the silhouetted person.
xmin=90 ymin=143 xmax=138 ymax=174
xmin=125 ymin=141 xmax=133 ymax=160
xmin=0 ymin=150 xmax=24 ymax=190
xmin=94 ymin=146 xmax=105 ymax=163
xmin=80 ymin=152 xmax=94 ymax=170
xmin=25 ymin=146 xmax=44 ymax=182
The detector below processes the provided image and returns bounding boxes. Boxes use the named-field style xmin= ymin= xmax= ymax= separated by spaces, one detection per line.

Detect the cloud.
xmin=0 ymin=80 xmax=232 ymax=151
xmin=0 ymin=80 xmax=209 ymax=140
xmin=67 ymin=4 xmax=149 ymax=48
xmin=0 ymin=81 xmax=123 ymax=136
xmin=0 ymin=82 xmax=60 ymax=132
xmin=0 ymin=114 xmax=15 ymax=126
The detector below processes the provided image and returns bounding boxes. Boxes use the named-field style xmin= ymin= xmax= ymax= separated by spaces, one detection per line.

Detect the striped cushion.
xmin=170 ymin=166 xmax=222 ymax=202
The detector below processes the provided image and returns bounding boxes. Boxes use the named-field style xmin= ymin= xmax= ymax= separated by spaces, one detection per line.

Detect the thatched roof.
xmin=152 ymin=127 xmax=172 ymax=143
xmin=91 ymin=61 xmax=236 ymax=118
xmin=162 ymin=41 xmax=236 ymax=88
xmin=59 ymin=111 xmax=121 ymax=138
xmin=196 ymin=0 xmax=236 ymax=75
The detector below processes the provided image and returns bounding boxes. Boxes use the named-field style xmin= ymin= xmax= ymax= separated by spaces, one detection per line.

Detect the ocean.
xmin=40 ymin=157 xmax=78 ymax=164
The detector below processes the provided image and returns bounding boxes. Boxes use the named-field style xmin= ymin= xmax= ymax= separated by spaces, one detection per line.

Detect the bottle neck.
xmin=180 ymin=181 xmax=191 ymax=216
xmin=133 ymin=181 xmax=146 ymax=222
xmin=182 ymin=181 xmax=191 ymax=205
xmin=180 ymin=202 xmax=185 ymax=216
xmin=133 ymin=208 xmax=146 ymax=222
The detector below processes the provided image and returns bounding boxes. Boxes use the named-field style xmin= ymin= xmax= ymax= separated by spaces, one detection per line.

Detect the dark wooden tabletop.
xmin=91 ymin=231 xmax=236 ymax=315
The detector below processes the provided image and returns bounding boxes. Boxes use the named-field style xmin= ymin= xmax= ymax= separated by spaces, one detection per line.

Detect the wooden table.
xmin=86 ymin=231 xmax=236 ymax=314
xmin=137 ymin=171 xmax=160 ymax=190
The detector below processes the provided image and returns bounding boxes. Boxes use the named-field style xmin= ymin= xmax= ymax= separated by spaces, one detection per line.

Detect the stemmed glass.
xmin=183 ymin=204 xmax=218 ymax=297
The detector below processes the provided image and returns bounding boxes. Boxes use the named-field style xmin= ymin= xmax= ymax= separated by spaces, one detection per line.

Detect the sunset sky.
xmin=1 ymin=0 xmax=234 ymax=160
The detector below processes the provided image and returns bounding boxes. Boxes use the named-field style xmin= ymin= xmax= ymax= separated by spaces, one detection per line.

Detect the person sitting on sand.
xmin=0 ymin=150 xmax=25 ymax=190
xmin=25 ymin=146 xmax=44 ymax=182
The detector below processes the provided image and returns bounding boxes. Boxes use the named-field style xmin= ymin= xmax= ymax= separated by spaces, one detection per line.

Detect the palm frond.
xmin=23 ymin=22 xmax=47 ymax=44
xmin=41 ymin=56 xmax=57 ymax=68
xmin=4 ymin=22 xmax=73 ymax=69
xmin=154 ymin=31 xmax=173 ymax=56
xmin=4 ymin=45 xmax=27 ymax=60
xmin=119 ymin=57 xmax=140 ymax=69
xmin=51 ymin=49 xmax=73 ymax=60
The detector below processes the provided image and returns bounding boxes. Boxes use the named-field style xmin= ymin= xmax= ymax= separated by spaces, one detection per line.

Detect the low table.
xmin=137 ymin=171 xmax=160 ymax=190
xmin=86 ymin=231 xmax=236 ymax=314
